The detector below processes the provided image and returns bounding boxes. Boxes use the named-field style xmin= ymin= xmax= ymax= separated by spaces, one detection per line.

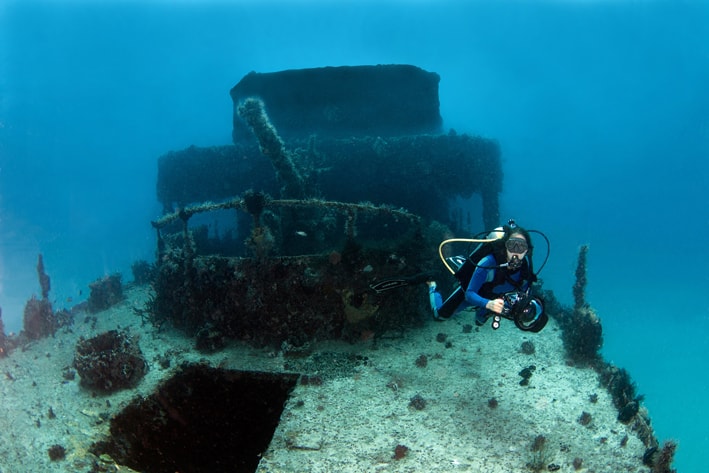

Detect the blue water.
xmin=1 ymin=1 xmax=707 ymax=470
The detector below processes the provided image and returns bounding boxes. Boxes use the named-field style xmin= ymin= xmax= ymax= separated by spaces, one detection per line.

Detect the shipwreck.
xmin=0 ymin=64 xmax=671 ymax=473
xmin=150 ymin=64 xmax=503 ymax=348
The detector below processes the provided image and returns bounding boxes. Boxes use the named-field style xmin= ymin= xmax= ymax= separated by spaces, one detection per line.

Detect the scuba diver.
xmin=428 ymin=219 xmax=549 ymax=333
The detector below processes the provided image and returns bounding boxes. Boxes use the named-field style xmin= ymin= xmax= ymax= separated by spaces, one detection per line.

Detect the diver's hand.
xmin=486 ymin=298 xmax=505 ymax=314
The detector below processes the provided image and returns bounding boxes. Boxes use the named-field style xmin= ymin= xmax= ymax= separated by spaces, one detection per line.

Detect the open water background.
xmin=1 ymin=1 xmax=707 ymax=470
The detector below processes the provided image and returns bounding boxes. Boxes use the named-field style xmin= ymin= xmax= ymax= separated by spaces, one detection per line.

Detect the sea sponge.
xmin=393 ymin=444 xmax=409 ymax=460
xmin=47 ymin=444 xmax=66 ymax=461
xmin=22 ymin=296 xmax=56 ymax=340
xmin=74 ymin=330 xmax=148 ymax=392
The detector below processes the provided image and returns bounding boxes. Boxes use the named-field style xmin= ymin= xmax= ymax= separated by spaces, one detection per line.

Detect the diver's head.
xmin=504 ymin=228 xmax=531 ymax=270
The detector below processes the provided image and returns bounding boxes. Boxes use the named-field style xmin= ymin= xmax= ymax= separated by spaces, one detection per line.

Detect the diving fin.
xmin=369 ymin=271 xmax=436 ymax=294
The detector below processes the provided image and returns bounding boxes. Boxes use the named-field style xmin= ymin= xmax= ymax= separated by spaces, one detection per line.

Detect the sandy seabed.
xmin=0 ymin=285 xmax=651 ymax=473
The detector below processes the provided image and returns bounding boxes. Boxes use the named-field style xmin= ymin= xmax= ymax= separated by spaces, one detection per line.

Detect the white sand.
xmin=0 ymin=286 xmax=650 ymax=472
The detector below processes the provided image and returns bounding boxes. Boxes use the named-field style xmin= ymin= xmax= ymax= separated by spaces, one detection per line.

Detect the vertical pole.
xmin=481 ymin=188 xmax=500 ymax=231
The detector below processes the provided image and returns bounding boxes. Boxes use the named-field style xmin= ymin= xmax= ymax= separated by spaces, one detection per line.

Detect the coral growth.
xmin=73 ymin=330 xmax=148 ymax=392
xmin=245 ymin=225 xmax=275 ymax=259
xmin=0 ymin=307 xmax=6 ymax=356
xmin=23 ymin=297 xmax=56 ymax=340
xmin=527 ymin=434 xmax=550 ymax=472
xmin=577 ymin=411 xmax=592 ymax=426
xmin=22 ymin=254 xmax=58 ymax=340
xmin=520 ymin=340 xmax=535 ymax=355
xmin=415 ymin=354 xmax=428 ymax=368
xmin=598 ymin=364 xmax=641 ymax=413
xmin=37 ymin=254 xmax=51 ymax=299
xmin=341 ymin=288 xmax=379 ymax=323
xmin=519 ymin=365 xmax=536 ymax=386
xmin=131 ymin=260 xmax=155 ymax=285
xmin=243 ymin=189 xmax=269 ymax=224
xmin=562 ymin=305 xmax=602 ymax=364
xmin=652 ymin=440 xmax=678 ymax=473
xmin=47 ymin=444 xmax=66 ymax=461
xmin=572 ymin=457 xmax=583 ymax=470
xmin=644 ymin=440 xmax=678 ymax=473
xmin=409 ymin=394 xmax=427 ymax=410
xmin=88 ymin=274 xmax=124 ymax=313
xmin=237 ymin=97 xmax=306 ymax=198
xmin=146 ymin=238 xmax=434 ymax=347
xmin=597 ymin=362 xmax=659 ymax=451
xmin=393 ymin=444 xmax=409 ymax=460
xmin=552 ymin=245 xmax=603 ymax=365
xmin=572 ymin=245 xmax=588 ymax=310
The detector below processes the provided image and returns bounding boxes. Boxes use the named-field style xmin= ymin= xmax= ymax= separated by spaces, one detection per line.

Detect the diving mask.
xmin=505 ymin=237 xmax=528 ymax=254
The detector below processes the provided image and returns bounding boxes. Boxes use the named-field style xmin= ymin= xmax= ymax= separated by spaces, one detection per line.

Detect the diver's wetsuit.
xmin=430 ymin=253 xmax=532 ymax=323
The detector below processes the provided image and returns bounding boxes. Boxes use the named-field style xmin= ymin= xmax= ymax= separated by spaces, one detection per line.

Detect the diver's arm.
xmin=464 ymin=255 xmax=494 ymax=308
xmin=465 ymin=254 xmax=506 ymax=314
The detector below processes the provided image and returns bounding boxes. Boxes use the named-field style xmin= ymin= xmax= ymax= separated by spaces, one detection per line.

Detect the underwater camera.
xmin=500 ymin=290 xmax=548 ymax=333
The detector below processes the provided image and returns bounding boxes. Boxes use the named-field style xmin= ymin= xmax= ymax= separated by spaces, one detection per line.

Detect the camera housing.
xmin=501 ymin=291 xmax=548 ymax=332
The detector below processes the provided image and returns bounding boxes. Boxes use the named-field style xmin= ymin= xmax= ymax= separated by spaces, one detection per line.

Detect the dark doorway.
xmin=93 ymin=364 xmax=299 ymax=473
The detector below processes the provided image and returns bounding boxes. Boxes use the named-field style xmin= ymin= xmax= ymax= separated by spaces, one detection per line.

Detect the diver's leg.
xmin=427 ymin=281 xmax=443 ymax=319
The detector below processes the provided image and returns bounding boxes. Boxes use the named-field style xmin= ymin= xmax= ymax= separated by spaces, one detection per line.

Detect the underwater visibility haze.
xmin=1 ymin=0 xmax=708 ymax=471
